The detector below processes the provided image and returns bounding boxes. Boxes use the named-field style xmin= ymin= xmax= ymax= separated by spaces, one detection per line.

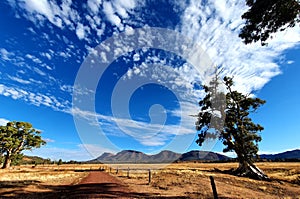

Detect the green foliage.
xmin=240 ymin=0 xmax=300 ymax=45
xmin=11 ymin=153 xmax=24 ymax=166
xmin=65 ymin=160 xmax=81 ymax=164
xmin=57 ymin=158 xmax=63 ymax=165
xmin=0 ymin=121 xmax=46 ymax=168
xmin=0 ymin=154 xmax=23 ymax=166
xmin=196 ymin=76 xmax=265 ymax=165
xmin=196 ymin=71 xmax=226 ymax=145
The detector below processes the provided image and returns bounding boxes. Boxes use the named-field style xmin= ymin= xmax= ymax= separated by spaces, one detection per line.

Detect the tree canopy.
xmin=196 ymin=75 xmax=268 ymax=179
xmin=240 ymin=0 xmax=300 ymax=45
xmin=0 ymin=121 xmax=46 ymax=169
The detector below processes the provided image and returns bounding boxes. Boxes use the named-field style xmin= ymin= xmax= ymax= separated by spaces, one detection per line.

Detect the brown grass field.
xmin=0 ymin=162 xmax=299 ymax=198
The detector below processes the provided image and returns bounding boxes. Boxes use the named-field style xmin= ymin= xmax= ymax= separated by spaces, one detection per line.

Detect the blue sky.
xmin=0 ymin=0 xmax=299 ymax=161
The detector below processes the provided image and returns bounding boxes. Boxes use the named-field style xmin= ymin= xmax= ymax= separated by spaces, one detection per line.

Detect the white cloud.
xmin=6 ymin=0 xmax=139 ymax=49
xmin=25 ymin=144 xmax=117 ymax=161
xmin=103 ymin=1 xmax=122 ymax=28
xmin=4 ymin=0 xmax=299 ymax=156
xmin=111 ymin=116 xmax=195 ymax=146
xmin=87 ymin=0 xmax=102 ymax=14
xmin=43 ymin=138 xmax=55 ymax=143
xmin=0 ymin=84 xmax=70 ymax=110
xmin=102 ymin=0 xmax=139 ymax=30
xmin=177 ymin=0 xmax=300 ymax=94
xmin=10 ymin=0 xmax=82 ymax=33
xmin=78 ymin=144 xmax=117 ymax=158
xmin=112 ymin=0 xmax=136 ymax=18
xmin=76 ymin=23 xmax=86 ymax=40
xmin=24 ymin=0 xmax=52 ymax=18
xmin=8 ymin=75 xmax=31 ymax=84
xmin=23 ymin=0 xmax=63 ymax=28
xmin=33 ymin=67 xmax=46 ymax=76
xmin=0 ymin=48 xmax=14 ymax=61
xmin=41 ymin=52 xmax=51 ymax=60
xmin=0 ymin=118 xmax=10 ymax=126
xmin=71 ymin=101 xmax=197 ymax=147
xmin=25 ymin=53 xmax=43 ymax=64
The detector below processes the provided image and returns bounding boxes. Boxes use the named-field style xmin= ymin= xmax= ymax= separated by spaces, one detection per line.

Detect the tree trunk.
xmin=235 ymin=159 xmax=269 ymax=180
xmin=2 ymin=152 xmax=12 ymax=169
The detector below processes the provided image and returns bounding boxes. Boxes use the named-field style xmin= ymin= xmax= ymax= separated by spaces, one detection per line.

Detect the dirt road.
xmin=69 ymin=171 xmax=136 ymax=198
xmin=2 ymin=171 xmax=179 ymax=199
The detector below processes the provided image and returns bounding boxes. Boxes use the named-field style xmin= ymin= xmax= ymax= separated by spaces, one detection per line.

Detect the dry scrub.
xmin=0 ymin=164 xmax=89 ymax=197
xmin=111 ymin=162 xmax=300 ymax=198
xmin=0 ymin=163 xmax=299 ymax=198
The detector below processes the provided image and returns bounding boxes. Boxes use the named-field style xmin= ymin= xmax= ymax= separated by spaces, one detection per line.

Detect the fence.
xmin=107 ymin=167 xmax=153 ymax=184
xmin=106 ymin=166 xmax=218 ymax=198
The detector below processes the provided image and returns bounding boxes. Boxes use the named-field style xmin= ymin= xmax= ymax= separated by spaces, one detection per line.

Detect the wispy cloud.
xmin=25 ymin=143 xmax=117 ymax=161
xmin=87 ymin=0 xmax=102 ymax=15
xmin=102 ymin=0 xmax=138 ymax=31
xmin=8 ymin=75 xmax=31 ymax=84
xmin=71 ymin=101 xmax=197 ymax=147
xmin=0 ymin=84 xmax=70 ymax=110
xmin=177 ymin=0 xmax=300 ymax=93
xmin=0 ymin=118 xmax=10 ymax=126
xmin=8 ymin=0 xmax=140 ymax=45
xmin=0 ymin=48 xmax=15 ymax=61
xmin=43 ymin=138 xmax=55 ymax=143
xmin=3 ymin=0 xmax=299 ymax=155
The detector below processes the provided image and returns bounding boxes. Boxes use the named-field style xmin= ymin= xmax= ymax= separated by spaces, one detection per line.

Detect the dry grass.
xmin=0 ymin=162 xmax=299 ymax=198
xmin=256 ymin=162 xmax=300 ymax=184
xmin=0 ymin=164 xmax=93 ymax=197
xmin=110 ymin=162 xmax=300 ymax=198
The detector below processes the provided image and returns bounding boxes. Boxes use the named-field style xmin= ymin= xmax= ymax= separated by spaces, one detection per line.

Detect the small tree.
xmin=0 ymin=121 xmax=46 ymax=169
xmin=196 ymin=75 xmax=269 ymax=180
xmin=57 ymin=159 xmax=63 ymax=166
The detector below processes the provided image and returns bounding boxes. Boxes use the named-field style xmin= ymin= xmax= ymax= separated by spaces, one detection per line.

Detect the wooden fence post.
xmin=148 ymin=169 xmax=151 ymax=184
xmin=209 ymin=176 xmax=218 ymax=199
xmin=127 ymin=167 xmax=130 ymax=178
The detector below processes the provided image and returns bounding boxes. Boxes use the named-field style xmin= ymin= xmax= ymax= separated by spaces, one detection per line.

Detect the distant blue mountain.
xmin=90 ymin=150 xmax=230 ymax=163
xmin=259 ymin=149 xmax=300 ymax=160
xmin=88 ymin=149 xmax=300 ymax=163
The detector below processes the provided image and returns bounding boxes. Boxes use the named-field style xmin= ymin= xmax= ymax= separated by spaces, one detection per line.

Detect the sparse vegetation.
xmin=113 ymin=162 xmax=300 ymax=198
xmin=0 ymin=163 xmax=299 ymax=198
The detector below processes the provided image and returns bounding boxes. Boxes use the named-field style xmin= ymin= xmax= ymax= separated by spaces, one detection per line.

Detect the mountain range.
xmin=259 ymin=149 xmax=300 ymax=160
xmin=90 ymin=150 xmax=231 ymax=163
xmin=90 ymin=149 xmax=300 ymax=163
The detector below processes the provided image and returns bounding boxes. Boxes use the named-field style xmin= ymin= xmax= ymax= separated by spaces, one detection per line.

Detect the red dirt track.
xmin=70 ymin=171 xmax=134 ymax=198
xmin=60 ymin=171 xmax=164 ymax=198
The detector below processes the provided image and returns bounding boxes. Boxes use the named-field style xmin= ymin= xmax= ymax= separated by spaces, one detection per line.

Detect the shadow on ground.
xmin=0 ymin=180 xmax=189 ymax=199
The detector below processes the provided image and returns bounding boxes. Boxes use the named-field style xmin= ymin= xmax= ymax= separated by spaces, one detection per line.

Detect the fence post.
xmin=209 ymin=176 xmax=218 ymax=199
xmin=116 ymin=167 xmax=118 ymax=174
xmin=127 ymin=167 xmax=130 ymax=178
xmin=148 ymin=169 xmax=151 ymax=184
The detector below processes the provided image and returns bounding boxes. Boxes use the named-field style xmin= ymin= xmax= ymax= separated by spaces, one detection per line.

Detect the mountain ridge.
xmin=90 ymin=149 xmax=300 ymax=163
xmin=90 ymin=149 xmax=230 ymax=163
xmin=259 ymin=149 xmax=300 ymax=160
